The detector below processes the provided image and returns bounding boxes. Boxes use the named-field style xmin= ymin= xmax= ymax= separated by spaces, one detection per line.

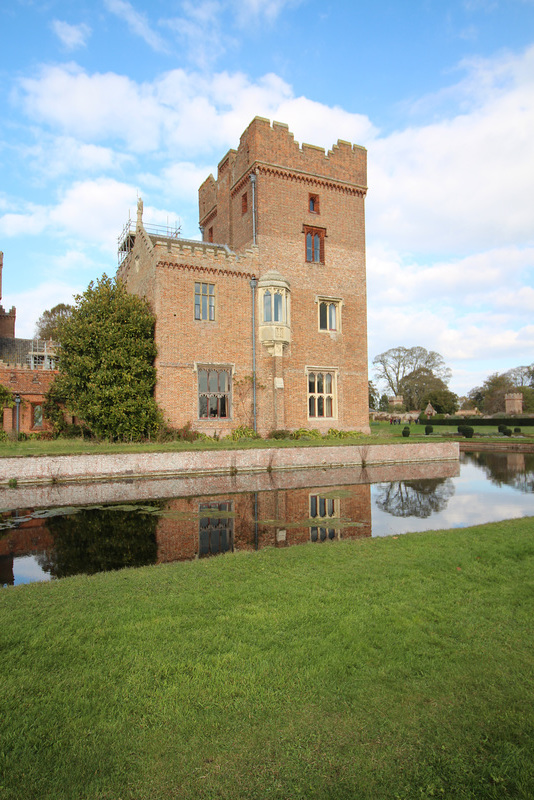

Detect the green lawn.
xmin=2 ymin=517 xmax=534 ymax=799
xmin=0 ymin=421 xmax=531 ymax=458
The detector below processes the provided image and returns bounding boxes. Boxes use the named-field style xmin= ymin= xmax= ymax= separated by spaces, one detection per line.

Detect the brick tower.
xmin=118 ymin=118 xmax=369 ymax=436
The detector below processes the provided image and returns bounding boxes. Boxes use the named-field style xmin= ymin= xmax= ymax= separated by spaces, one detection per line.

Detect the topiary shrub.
xmin=464 ymin=427 xmax=474 ymax=438
xmin=402 ymin=427 xmax=410 ymax=438
xmin=458 ymin=425 xmax=466 ymax=435
xmin=425 ymin=425 xmax=433 ymax=435
xmin=498 ymin=424 xmax=507 ymax=433
xmin=514 ymin=427 xmax=521 ymax=434
xmin=503 ymin=427 xmax=512 ymax=437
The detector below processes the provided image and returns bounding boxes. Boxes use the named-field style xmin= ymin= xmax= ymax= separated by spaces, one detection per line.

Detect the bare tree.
xmin=373 ymin=346 xmax=451 ymax=396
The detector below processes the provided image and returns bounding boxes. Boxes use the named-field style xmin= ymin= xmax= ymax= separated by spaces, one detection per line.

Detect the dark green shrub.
xmin=514 ymin=427 xmax=521 ymax=434
xmin=425 ymin=425 xmax=433 ymax=435
xmin=268 ymin=429 xmax=291 ymax=440
xmin=503 ymin=427 xmax=512 ymax=437
xmin=402 ymin=427 xmax=410 ymax=438
xmin=457 ymin=425 xmax=466 ymax=434
xmin=498 ymin=424 xmax=506 ymax=433
xmin=464 ymin=427 xmax=474 ymax=438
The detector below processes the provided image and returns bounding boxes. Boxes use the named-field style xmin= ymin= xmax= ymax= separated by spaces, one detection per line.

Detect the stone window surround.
xmin=305 ymin=365 xmax=338 ymax=420
xmin=194 ymin=363 xmax=234 ymax=420
xmin=315 ymin=295 xmax=343 ymax=333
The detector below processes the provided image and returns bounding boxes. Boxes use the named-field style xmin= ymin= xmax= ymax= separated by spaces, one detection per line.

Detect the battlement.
xmin=231 ymin=116 xmax=367 ymax=189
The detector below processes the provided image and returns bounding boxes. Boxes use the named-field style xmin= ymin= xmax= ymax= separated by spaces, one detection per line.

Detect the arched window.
xmin=318 ymin=298 xmax=341 ymax=332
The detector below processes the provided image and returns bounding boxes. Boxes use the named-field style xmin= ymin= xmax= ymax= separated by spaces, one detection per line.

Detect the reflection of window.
xmin=304 ymin=226 xmax=325 ymax=263
xmin=263 ymin=289 xmax=287 ymax=323
xmin=198 ymin=367 xmax=231 ymax=418
xmin=199 ymin=501 xmax=233 ymax=557
xmin=309 ymin=194 xmax=320 ymax=213
xmin=32 ymin=404 xmax=43 ymax=428
xmin=309 ymin=494 xmax=339 ymax=541
xmin=307 ymin=370 xmax=336 ymax=418
xmin=195 ymin=282 xmax=215 ymax=321
xmin=318 ymin=299 xmax=340 ymax=331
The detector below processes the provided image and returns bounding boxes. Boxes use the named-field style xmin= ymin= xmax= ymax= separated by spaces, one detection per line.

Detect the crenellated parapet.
xmin=231 ymin=117 xmax=367 ymax=191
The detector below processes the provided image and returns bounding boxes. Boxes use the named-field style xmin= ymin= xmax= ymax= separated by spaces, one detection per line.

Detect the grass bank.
xmin=2 ymin=517 xmax=534 ymax=799
xmin=1 ymin=420 xmax=532 ymax=458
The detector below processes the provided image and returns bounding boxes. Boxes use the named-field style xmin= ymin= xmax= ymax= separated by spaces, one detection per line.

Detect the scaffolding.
xmin=118 ymin=213 xmax=182 ymax=265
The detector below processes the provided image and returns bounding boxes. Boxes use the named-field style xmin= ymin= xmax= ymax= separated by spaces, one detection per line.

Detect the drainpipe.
xmin=250 ymin=173 xmax=257 ymax=246
xmin=250 ymin=278 xmax=258 ymax=432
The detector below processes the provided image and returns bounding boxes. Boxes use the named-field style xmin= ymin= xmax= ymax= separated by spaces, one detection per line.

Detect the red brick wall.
xmin=0 ymin=366 xmax=57 ymax=434
xmin=121 ymin=117 xmax=369 ymax=436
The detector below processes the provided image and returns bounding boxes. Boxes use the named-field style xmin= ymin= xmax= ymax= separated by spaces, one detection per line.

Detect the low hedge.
xmin=423 ymin=416 xmax=534 ymax=427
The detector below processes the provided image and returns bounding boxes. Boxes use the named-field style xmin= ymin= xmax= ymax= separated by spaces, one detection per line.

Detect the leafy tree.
xmin=373 ymin=346 xmax=451 ymax=396
xmin=368 ymin=380 xmax=379 ymax=409
xmin=34 ymin=303 xmax=73 ymax=340
xmin=422 ymin=387 xmax=459 ymax=415
xmin=52 ymin=274 xmax=161 ymax=440
xmin=0 ymin=383 xmax=14 ymax=408
xmin=378 ymin=393 xmax=389 ymax=411
xmin=398 ymin=367 xmax=447 ymax=411
xmin=468 ymin=373 xmax=513 ymax=414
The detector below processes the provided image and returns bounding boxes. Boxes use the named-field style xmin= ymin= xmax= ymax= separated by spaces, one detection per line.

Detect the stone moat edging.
xmin=0 ymin=442 xmax=459 ymax=487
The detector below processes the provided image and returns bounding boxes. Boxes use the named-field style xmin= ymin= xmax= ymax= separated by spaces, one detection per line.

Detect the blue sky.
xmin=1 ymin=0 xmax=533 ymax=396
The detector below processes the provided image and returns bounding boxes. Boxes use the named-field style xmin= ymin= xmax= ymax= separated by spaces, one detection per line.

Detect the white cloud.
xmin=15 ymin=64 xmax=376 ymax=160
xmin=231 ymin=0 xmax=302 ymax=25
xmin=3 ymin=280 xmax=85 ymax=339
xmin=104 ymin=0 xmax=168 ymax=52
xmin=369 ymin=45 xmax=534 ymax=255
xmin=51 ymin=20 xmax=91 ymax=50
xmin=23 ymin=136 xmax=132 ymax=179
xmin=0 ymin=179 xmax=137 ymax=252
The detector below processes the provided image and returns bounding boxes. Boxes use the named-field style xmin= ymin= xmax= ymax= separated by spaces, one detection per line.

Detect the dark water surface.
xmin=1 ymin=450 xmax=533 ymax=587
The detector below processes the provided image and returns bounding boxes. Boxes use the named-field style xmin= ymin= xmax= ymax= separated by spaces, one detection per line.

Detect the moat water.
xmin=1 ymin=450 xmax=533 ymax=587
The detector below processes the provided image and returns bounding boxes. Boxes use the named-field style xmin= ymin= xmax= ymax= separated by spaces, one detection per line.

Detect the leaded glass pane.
xmin=199 ymin=395 xmax=208 ymax=417
xmin=209 ymin=395 xmax=218 ymax=416
xmin=314 ymin=234 xmax=320 ymax=262
xmin=317 ymin=396 xmax=324 ymax=416
xmin=274 ymin=292 xmax=282 ymax=322
xmin=325 ymin=373 xmax=332 ymax=393
xmin=310 ymin=496 xmax=317 ymax=517
xmin=309 ymin=395 xmax=315 ymax=417
xmin=198 ymin=369 xmax=208 ymax=393
xmin=319 ymin=302 xmax=327 ymax=330
xmin=319 ymin=497 xmax=326 ymax=517
xmin=306 ymin=233 xmax=313 ymax=262
xmin=329 ymin=303 xmax=336 ymax=330
xmin=264 ymin=291 xmax=272 ymax=322
xmin=308 ymin=372 xmax=315 ymax=393
xmin=208 ymin=370 xmax=218 ymax=392
xmin=326 ymin=396 xmax=332 ymax=417
xmin=317 ymin=373 xmax=324 ymax=393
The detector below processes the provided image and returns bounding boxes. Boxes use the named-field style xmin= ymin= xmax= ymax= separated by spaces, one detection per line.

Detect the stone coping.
xmin=0 ymin=442 xmax=459 ymax=488
xmin=0 ymin=459 xmax=460 ymax=512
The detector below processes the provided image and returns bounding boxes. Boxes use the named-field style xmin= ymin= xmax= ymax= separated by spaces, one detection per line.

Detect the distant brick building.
xmin=0 ymin=252 xmax=57 ymax=435
xmin=118 ymin=118 xmax=369 ymax=437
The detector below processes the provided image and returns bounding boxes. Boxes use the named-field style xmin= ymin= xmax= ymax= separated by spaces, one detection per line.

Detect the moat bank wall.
xmin=0 ymin=442 xmax=458 ymax=487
